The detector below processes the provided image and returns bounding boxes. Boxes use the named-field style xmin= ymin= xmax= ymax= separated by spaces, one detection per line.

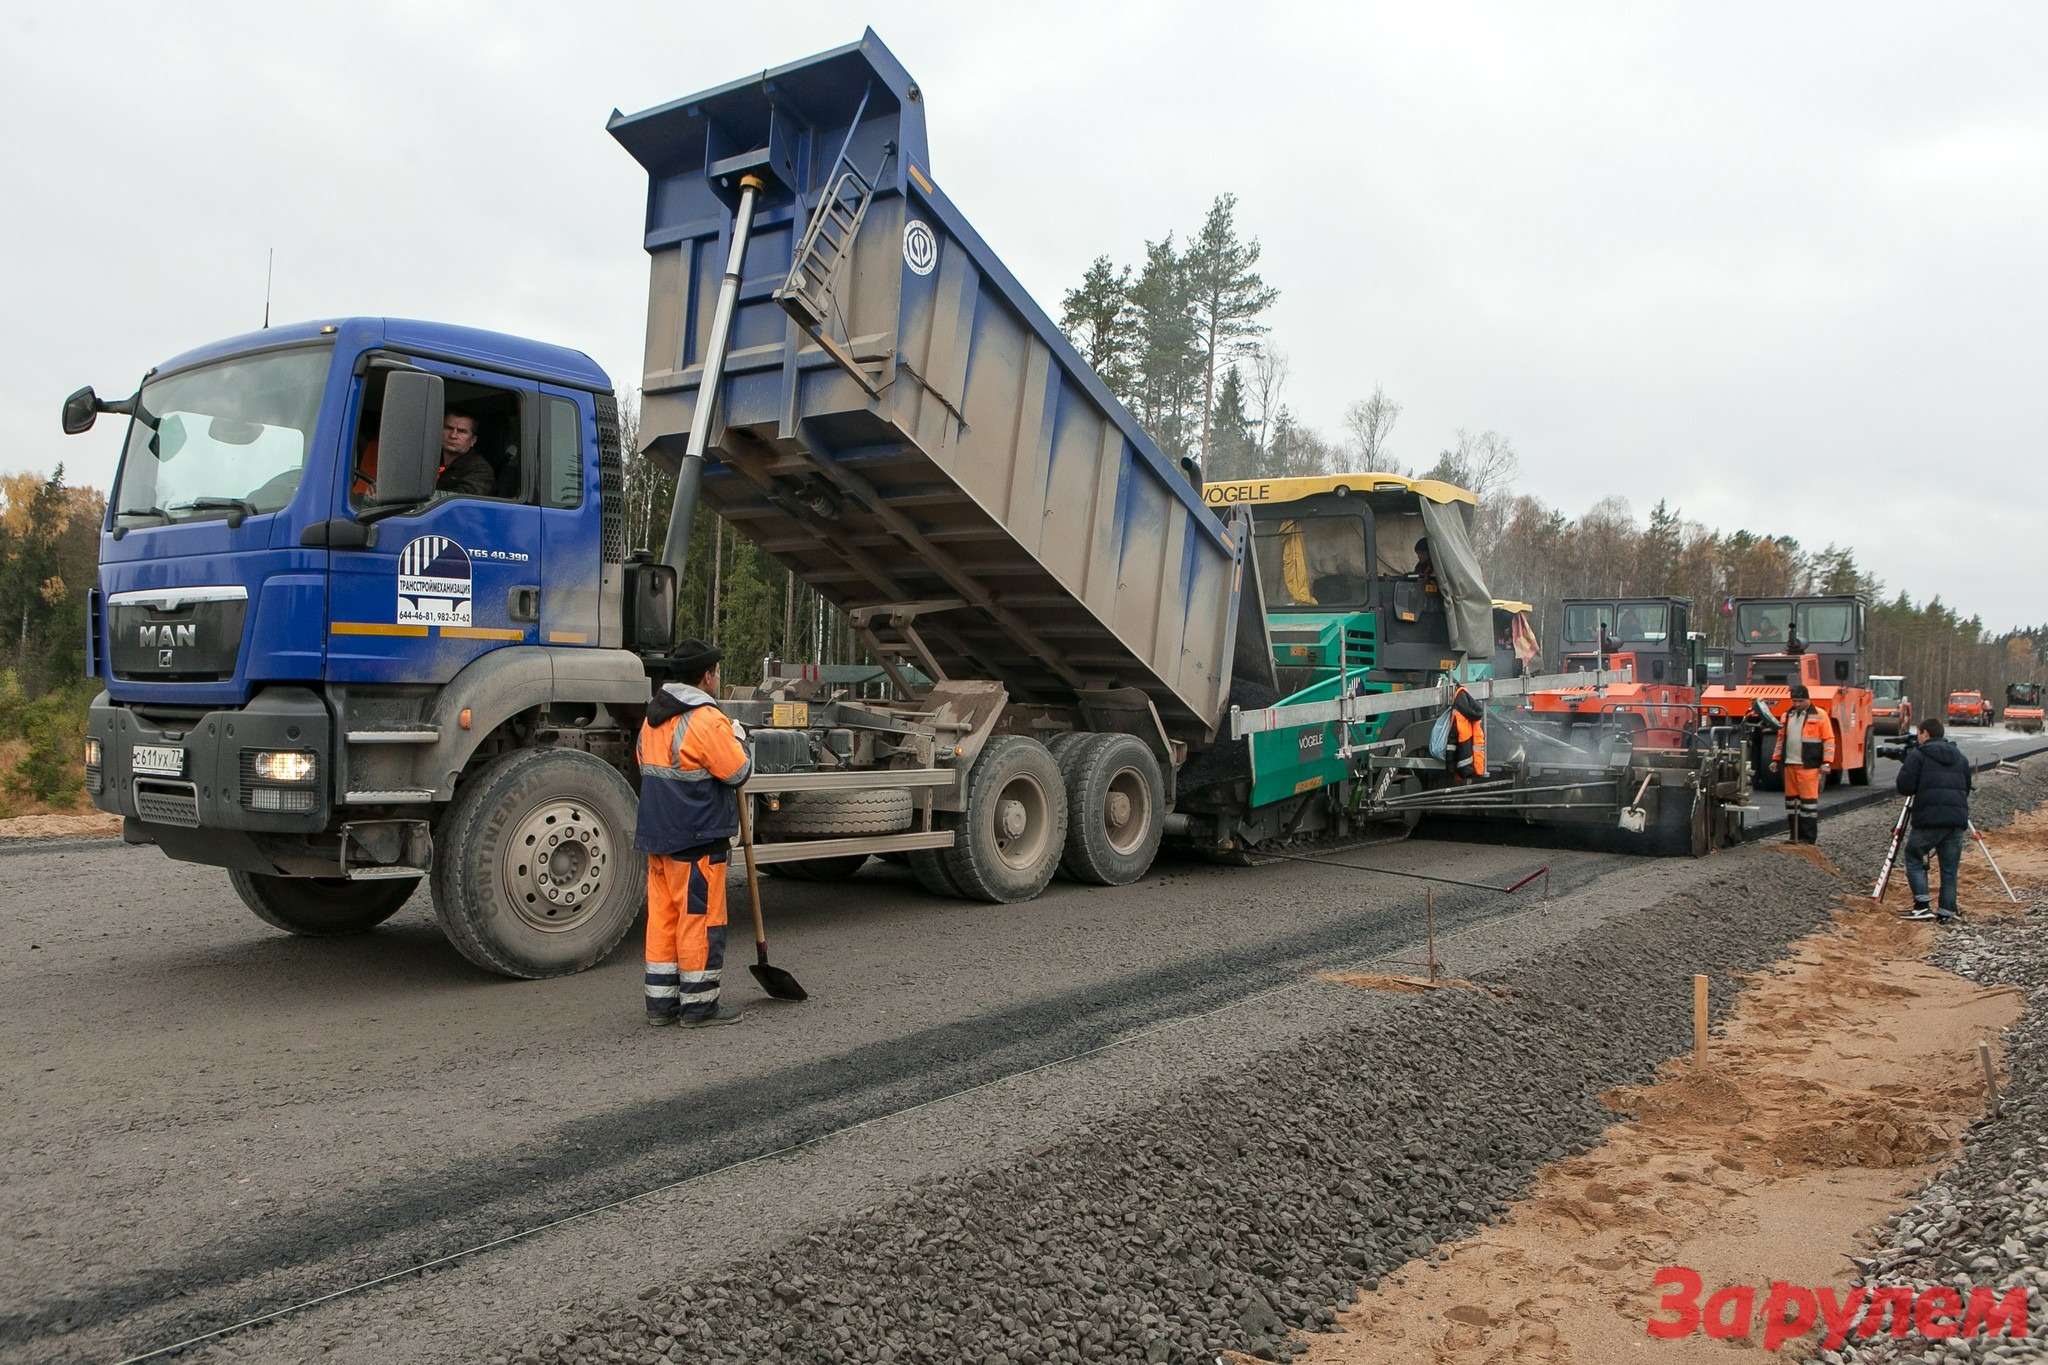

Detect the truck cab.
xmin=1528 ymin=596 xmax=1698 ymax=748
xmin=67 ymin=319 xmax=674 ymax=977
xmin=1699 ymin=595 xmax=1875 ymax=788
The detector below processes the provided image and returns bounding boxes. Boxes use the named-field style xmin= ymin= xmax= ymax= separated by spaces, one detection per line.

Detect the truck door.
xmin=326 ymin=357 xmax=543 ymax=686
xmin=536 ymin=385 xmax=600 ymax=647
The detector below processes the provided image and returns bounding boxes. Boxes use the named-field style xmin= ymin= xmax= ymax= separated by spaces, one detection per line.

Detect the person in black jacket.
xmin=434 ymin=410 xmax=498 ymax=497
xmin=1895 ymin=717 xmax=1972 ymax=923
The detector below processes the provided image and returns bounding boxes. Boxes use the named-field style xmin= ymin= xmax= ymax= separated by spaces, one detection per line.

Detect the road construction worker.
xmin=635 ymin=640 xmax=752 ymax=1027
xmin=1448 ymin=687 xmax=1487 ymax=784
xmin=1770 ymin=683 xmax=1834 ymax=844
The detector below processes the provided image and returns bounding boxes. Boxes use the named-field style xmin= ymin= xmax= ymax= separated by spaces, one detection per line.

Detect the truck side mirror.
xmin=62 ymin=386 xmax=100 ymax=435
xmin=625 ymin=560 xmax=677 ymax=652
xmin=370 ymin=371 xmax=444 ymax=506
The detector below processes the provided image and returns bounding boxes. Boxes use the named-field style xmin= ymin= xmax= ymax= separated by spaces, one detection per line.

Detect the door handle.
xmin=509 ymin=587 xmax=540 ymax=622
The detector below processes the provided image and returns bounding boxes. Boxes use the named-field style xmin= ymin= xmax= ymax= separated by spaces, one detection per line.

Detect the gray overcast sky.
xmin=6 ymin=2 xmax=2043 ymax=628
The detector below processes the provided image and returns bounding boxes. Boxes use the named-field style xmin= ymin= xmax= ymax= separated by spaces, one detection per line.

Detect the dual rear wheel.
xmin=913 ymin=733 xmax=1168 ymax=902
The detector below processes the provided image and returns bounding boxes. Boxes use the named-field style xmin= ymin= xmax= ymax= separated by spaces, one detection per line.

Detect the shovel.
xmin=738 ymin=795 xmax=807 ymax=1002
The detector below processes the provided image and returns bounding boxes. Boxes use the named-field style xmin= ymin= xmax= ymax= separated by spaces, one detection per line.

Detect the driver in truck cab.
xmin=636 ymin=640 xmax=753 ymax=1028
xmin=350 ymin=410 xmax=496 ymax=499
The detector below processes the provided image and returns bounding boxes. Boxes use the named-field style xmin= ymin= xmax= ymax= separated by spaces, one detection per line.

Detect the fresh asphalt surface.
xmin=2 ymin=725 xmax=2037 ymax=1363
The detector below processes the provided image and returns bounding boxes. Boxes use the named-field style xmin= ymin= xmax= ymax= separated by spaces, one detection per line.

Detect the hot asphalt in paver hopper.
xmin=612 ymin=31 xmax=1636 ymax=896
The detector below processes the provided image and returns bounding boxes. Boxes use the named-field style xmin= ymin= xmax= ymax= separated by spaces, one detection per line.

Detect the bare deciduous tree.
xmin=1341 ymin=385 xmax=1404 ymax=473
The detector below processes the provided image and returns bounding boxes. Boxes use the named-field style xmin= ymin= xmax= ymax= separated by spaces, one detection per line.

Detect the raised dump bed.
xmin=610 ymin=30 xmax=1246 ymax=738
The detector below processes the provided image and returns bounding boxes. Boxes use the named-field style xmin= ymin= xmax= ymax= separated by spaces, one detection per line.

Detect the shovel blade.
xmin=751 ymin=960 xmax=808 ymax=1002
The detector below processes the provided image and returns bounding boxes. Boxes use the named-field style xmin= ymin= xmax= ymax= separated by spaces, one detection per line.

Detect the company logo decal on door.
xmin=397 ymin=535 xmax=473 ymax=626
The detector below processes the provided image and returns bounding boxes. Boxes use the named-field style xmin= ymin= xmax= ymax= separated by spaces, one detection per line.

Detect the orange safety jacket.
xmin=1772 ymin=703 xmax=1836 ymax=769
xmin=1450 ymin=688 xmax=1487 ymax=779
xmin=634 ymin=683 xmax=751 ymax=856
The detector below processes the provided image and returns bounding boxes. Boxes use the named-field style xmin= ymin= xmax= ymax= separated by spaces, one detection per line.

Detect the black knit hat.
xmin=667 ymin=638 xmax=724 ymax=679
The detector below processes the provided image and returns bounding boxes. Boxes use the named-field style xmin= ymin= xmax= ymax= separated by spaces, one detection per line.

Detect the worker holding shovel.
xmin=635 ymin=640 xmax=752 ymax=1027
xmin=1771 ymin=683 xmax=1834 ymax=844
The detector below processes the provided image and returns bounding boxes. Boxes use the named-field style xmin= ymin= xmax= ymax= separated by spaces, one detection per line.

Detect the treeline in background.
xmin=4 ymin=192 xmax=2039 ymax=816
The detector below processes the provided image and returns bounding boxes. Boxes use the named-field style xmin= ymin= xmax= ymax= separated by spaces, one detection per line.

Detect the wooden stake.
xmin=1693 ymin=975 xmax=1709 ymax=1068
xmin=1979 ymin=1041 xmax=2002 ymax=1116
xmin=1425 ymin=888 xmax=1439 ymax=981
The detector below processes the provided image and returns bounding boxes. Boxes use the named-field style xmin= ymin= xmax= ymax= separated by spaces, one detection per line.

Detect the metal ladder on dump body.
xmin=773 ymin=86 xmax=893 ymax=395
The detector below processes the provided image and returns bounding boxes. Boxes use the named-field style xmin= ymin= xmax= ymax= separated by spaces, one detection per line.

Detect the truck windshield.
xmin=1613 ymin=603 xmax=1668 ymax=642
xmin=1562 ymin=603 xmax=1612 ymax=644
xmin=1737 ymin=603 xmax=1792 ymax=644
xmin=1873 ymin=678 xmax=1904 ymax=701
xmin=1798 ymin=602 xmax=1855 ymax=644
xmin=1253 ymin=514 xmax=1372 ymax=610
xmin=114 ymin=347 xmax=329 ymax=524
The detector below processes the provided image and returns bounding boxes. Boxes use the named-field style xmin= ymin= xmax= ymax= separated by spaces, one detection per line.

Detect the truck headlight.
xmin=84 ymin=737 xmax=102 ymax=793
xmin=84 ymin=737 xmax=102 ymax=767
xmin=251 ymin=750 xmax=317 ymax=783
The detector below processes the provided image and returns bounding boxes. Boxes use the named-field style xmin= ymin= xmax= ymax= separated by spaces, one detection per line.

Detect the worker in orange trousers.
xmin=1771 ymin=682 xmax=1835 ymax=844
xmin=635 ymin=640 xmax=752 ymax=1027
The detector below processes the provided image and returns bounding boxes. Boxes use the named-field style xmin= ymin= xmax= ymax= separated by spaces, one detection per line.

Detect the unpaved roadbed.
xmin=515 ymin=785 xmax=2048 ymax=1363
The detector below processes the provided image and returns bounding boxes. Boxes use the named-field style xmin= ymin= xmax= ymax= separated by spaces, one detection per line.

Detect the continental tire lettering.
xmin=1761 ymin=1281 xmax=1818 ymax=1352
xmin=1916 ymin=1286 xmax=1962 ymax=1340
xmin=1961 ymin=1286 xmax=2029 ymax=1339
xmin=1857 ymin=1286 xmax=1916 ymax=1338
xmin=1702 ymin=1284 xmax=1755 ymax=1340
xmin=1816 ymin=1287 xmax=1868 ymax=1349
xmin=1647 ymin=1267 xmax=1702 ymax=1340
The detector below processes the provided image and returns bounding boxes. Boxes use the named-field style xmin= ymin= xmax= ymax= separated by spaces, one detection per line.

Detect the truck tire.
xmin=1850 ymin=727 xmax=1874 ymax=786
xmin=768 ymin=854 xmax=871 ymax=881
xmin=943 ymin=736 xmax=1068 ymax=903
xmin=430 ymin=747 xmax=643 ymax=980
xmin=1057 ymin=733 xmax=1165 ymax=885
xmin=230 ymin=870 xmax=418 ymax=936
xmin=755 ymin=788 xmax=913 ymax=837
xmin=906 ymin=825 xmax=965 ymax=898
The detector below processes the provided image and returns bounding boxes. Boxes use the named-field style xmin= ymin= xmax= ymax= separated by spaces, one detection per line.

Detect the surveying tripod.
xmin=1871 ymin=794 xmax=2018 ymax=905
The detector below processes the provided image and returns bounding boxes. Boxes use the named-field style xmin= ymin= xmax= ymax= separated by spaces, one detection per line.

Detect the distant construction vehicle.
xmin=1870 ymin=674 xmax=1912 ymax=735
xmin=2004 ymin=682 xmax=2044 ymax=733
xmin=1948 ymin=690 xmax=1994 ymax=727
xmin=1699 ymin=596 xmax=1877 ymax=789
xmin=1529 ymin=597 xmax=1701 ymax=747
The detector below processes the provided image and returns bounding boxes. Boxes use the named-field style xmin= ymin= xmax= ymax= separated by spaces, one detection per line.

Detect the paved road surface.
xmin=2 ymin=725 xmax=2038 ymax=1362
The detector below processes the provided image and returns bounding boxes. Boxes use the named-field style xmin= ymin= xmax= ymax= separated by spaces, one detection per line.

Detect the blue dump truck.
xmin=65 ymin=31 xmax=1593 ymax=978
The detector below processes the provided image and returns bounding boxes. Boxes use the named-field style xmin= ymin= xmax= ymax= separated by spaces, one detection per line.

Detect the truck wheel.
xmin=906 ymin=822 xmax=965 ymax=898
xmin=230 ymin=870 xmax=418 ymax=936
xmin=1058 ymin=734 xmax=1165 ymax=885
xmin=430 ymin=748 xmax=643 ymax=979
xmin=1850 ymin=728 xmax=1874 ymax=786
xmin=755 ymin=788 xmax=912 ymax=837
xmin=943 ymin=736 xmax=1068 ymax=903
xmin=769 ymin=854 xmax=871 ymax=881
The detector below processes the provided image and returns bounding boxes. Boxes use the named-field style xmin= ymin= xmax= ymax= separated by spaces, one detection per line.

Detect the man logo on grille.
xmin=397 ymin=535 xmax=473 ymax=626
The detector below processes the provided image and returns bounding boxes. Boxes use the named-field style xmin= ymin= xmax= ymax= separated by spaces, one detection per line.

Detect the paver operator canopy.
xmin=1200 ymin=473 xmax=1493 ymax=666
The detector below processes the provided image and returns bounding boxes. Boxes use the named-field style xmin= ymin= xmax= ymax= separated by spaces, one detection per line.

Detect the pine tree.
xmin=1182 ymin=194 xmax=1279 ymax=470
xmin=1059 ymin=256 xmax=1139 ymax=402
xmin=1204 ymin=366 xmax=1257 ymax=480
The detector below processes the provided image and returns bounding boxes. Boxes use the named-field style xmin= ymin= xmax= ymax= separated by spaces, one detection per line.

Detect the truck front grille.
xmin=134 ymin=779 xmax=201 ymax=828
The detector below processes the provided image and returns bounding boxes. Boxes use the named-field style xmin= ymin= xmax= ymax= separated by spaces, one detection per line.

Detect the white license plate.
xmin=132 ymin=744 xmax=185 ymax=776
